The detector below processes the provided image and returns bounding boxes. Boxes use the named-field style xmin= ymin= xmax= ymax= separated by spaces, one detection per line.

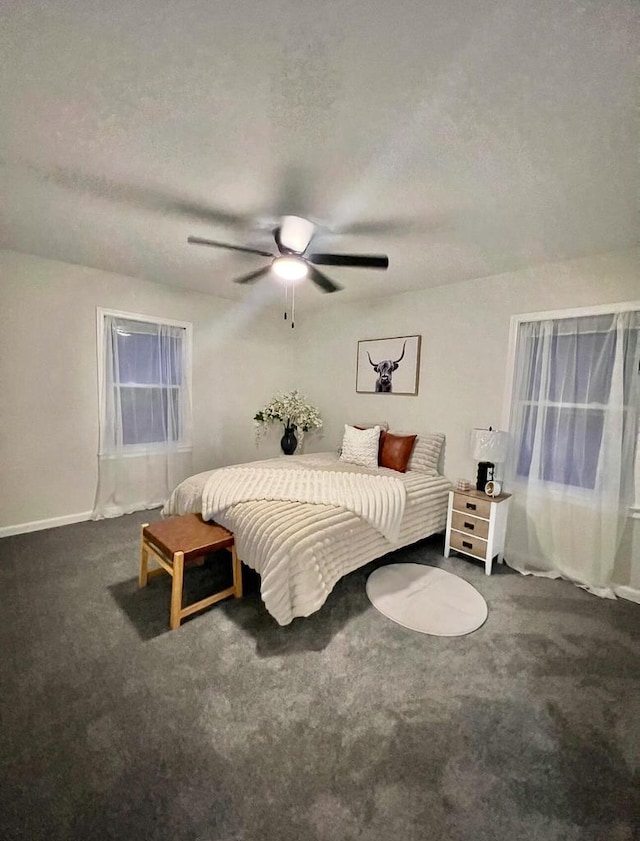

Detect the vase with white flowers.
xmin=254 ymin=390 xmax=323 ymax=455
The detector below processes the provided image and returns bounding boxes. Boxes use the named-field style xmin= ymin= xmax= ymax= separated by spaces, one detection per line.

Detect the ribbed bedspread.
xmin=163 ymin=452 xmax=451 ymax=625
xmin=202 ymin=466 xmax=406 ymax=542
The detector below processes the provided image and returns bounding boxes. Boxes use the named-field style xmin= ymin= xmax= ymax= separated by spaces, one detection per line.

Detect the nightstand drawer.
xmin=453 ymin=492 xmax=491 ymax=519
xmin=449 ymin=530 xmax=488 ymax=560
xmin=451 ymin=510 xmax=490 ymax=540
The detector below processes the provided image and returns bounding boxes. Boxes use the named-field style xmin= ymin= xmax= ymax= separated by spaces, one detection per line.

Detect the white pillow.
xmin=406 ymin=432 xmax=445 ymax=473
xmin=339 ymin=424 xmax=381 ymax=469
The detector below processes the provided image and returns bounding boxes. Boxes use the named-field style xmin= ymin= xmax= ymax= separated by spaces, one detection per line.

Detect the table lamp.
xmin=471 ymin=427 xmax=509 ymax=492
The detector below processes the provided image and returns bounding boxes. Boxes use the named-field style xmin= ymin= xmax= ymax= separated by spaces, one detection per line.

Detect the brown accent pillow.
xmin=379 ymin=431 xmax=417 ymax=472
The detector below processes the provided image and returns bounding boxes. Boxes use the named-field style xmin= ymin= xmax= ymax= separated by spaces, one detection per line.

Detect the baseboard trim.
xmin=0 ymin=511 xmax=94 ymax=538
xmin=614 ymin=585 xmax=640 ymax=605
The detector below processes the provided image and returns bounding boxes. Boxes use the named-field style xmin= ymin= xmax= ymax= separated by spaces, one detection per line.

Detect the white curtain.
xmin=505 ymin=310 xmax=639 ymax=596
xmin=93 ymin=315 xmax=193 ymax=519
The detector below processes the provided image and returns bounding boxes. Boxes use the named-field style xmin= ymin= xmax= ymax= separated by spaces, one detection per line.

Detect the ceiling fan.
xmin=187 ymin=215 xmax=389 ymax=293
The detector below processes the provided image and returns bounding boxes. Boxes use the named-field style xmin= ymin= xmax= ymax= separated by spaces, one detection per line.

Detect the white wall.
xmin=2 ymin=246 xmax=638 ymax=534
xmin=0 ymin=250 xmax=294 ymax=530
xmin=294 ymin=248 xmax=640 ymax=484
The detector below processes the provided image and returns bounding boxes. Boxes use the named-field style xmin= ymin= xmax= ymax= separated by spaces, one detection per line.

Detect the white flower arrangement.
xmin=254 ymin=390 xmax=323 ymax=444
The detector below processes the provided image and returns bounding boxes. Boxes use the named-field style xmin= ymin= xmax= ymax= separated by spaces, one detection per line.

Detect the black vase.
xmin=280 ymin=425 xmax=298 ymax=455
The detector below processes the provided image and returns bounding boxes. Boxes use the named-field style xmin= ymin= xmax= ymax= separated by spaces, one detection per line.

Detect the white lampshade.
xmin=471 ymin=428 xmax=509 ymax=463
xmin=279 ymin=215 xmax=316 ymax=253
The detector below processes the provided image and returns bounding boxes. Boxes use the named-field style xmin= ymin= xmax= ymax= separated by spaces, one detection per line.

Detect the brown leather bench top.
xmin=143 ymin=514 xmax=234 ymax=562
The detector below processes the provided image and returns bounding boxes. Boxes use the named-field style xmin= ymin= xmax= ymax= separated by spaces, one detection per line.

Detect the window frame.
xmin=96 ymin=307 xmax=193 ymax=456
xmin=502 ymin=300 xmax=640 ymax=516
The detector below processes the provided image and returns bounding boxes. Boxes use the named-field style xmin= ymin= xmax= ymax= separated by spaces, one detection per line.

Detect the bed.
xmin=162 ymin=433 xmax=451 ymax=625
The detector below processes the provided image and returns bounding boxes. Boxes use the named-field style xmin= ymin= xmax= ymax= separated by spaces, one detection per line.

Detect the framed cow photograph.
xmin=356 ymin=335 xmax=421 ymax=395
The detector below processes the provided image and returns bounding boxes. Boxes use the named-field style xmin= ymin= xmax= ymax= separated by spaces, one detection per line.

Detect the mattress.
xmin=163 ymin=452 xmax=451 ymax=625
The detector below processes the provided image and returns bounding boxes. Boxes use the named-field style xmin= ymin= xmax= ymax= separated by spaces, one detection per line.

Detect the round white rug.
xmin=366 ymin=563 xmax=488 ymax=636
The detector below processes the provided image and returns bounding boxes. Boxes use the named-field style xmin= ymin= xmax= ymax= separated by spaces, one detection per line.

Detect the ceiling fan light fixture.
xmin=187 ymin=217 xmax=387 ymax=294
xmin=272 ymin=256 xmax=308 ymax=282
xmin=279 ymin=215 xmax=316 ymax=253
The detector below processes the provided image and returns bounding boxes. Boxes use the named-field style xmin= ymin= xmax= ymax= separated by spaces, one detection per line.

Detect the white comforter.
xmin=202 ymin=466 xmax=406 ymax=542
xmin=163 ymin=452 xmax=451 ymax=625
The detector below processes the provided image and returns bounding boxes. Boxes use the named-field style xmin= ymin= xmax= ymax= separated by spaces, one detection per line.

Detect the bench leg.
xmin=231 ymin=545 xmax=243 ymax=599
xmin=139 ymin=525 xmax=150 ymax=587
xmin=170 ymin=551 xmax=185 ymax=630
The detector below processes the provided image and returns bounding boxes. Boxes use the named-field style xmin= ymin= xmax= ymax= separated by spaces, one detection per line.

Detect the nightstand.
xmin=444 ymin=488 xmax=511 ymax=575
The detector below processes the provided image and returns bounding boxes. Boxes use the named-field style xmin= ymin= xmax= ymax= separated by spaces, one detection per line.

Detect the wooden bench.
xmin=139 ymin=514 xmax=242 ymax=630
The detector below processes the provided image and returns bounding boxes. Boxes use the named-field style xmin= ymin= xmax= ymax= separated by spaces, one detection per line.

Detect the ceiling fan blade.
xmin=233 ymin=265 xmax=273 ymax=285
xmin=4 ymin=159 xmax=254 ymax=227
xmin=273 ymin=164 xmax=310 ymax=218
xmin=187 ymin=236 xmax=274 ymax=258
xmin=308 ymin=265 xmax=341 ymax=293
xmin=334 ymin=220 xmax=405 ymax=236
xmin=333 ymin=216 xmax=440 ymax=236
xmin=307 ymin=253 xmax=389 ymax=270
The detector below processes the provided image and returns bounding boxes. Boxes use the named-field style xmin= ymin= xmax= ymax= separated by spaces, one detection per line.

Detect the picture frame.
xmin=356 ymin=335 xmax=421 ymax=395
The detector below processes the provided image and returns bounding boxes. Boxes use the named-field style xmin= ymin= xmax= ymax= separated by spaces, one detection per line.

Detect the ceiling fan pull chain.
xmin=284 ymin=283 xmax=288 ymax=320
xmin=291 ymin=283 xmax=295 ymax=329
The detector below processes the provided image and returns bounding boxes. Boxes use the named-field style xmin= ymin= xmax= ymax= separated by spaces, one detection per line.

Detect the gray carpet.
xmin=1 ymin=512 xmax=639 ymax=841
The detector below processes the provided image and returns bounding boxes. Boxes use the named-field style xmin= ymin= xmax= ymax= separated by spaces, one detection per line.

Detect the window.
xmin=98 ymin=310 xmax=192 ymax=453
xmin=515 ymin=317 xmax=620 ymax=490
xmin=112 ymin=319 xmax=185 ymax=447
xmin=508 ymin=307 xmax=639 ymax=497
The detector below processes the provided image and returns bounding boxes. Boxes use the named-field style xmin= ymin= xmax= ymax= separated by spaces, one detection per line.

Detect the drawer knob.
xmin=463 ymin=540 xmax=473 ymax=549
xmin=464 ymin=521 xmax=475 ymax=530
xmin=466 ymin=502 xmax=477 ymax=511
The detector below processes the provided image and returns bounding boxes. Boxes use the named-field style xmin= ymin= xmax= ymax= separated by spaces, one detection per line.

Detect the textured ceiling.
xmin=1 ymin=0 xmax=638 ymax=308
